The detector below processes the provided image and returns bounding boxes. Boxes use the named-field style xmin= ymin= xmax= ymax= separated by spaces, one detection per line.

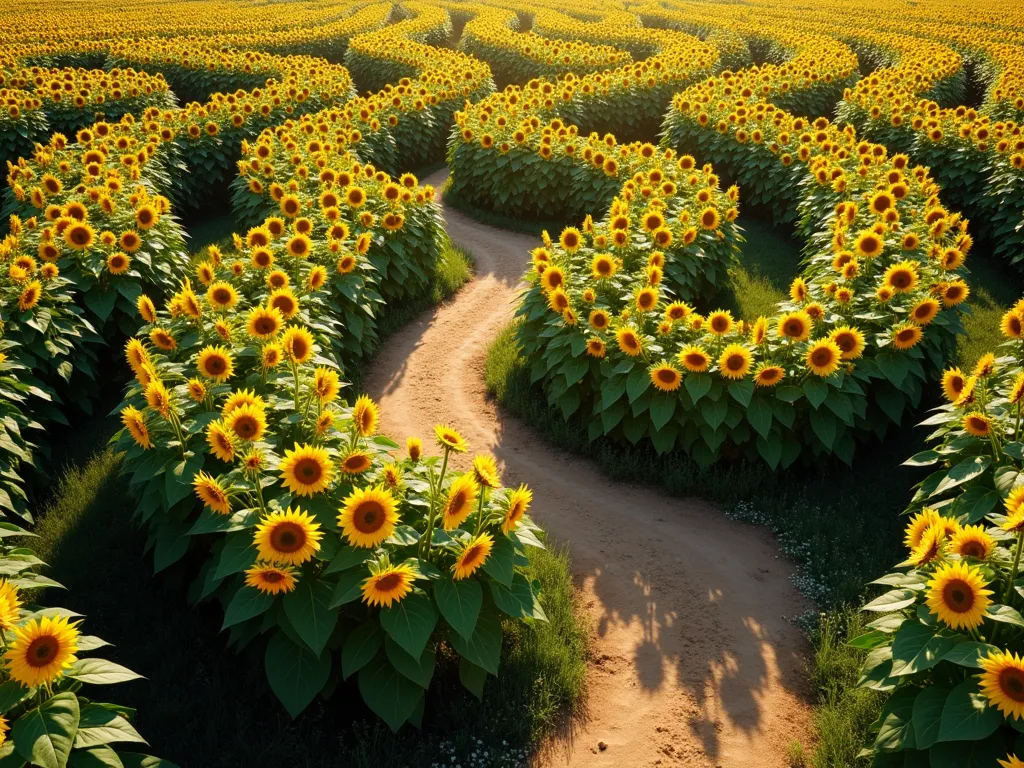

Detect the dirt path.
xmin=364 ymin=169 xmax=813 ymax=768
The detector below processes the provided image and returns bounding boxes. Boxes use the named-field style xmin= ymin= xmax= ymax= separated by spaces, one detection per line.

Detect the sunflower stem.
xmin=291 ymin=361 xmax=300 ymax=412
xmin=474 ymin=488 xmax=487 ymax=535
xmin=421 ymin=448 xmax=450 ymax=560
xmin=1004 ymin=531 xmax=1024 ymax=607
xmin=1015 ymin=401 xmax=1022 ymax=442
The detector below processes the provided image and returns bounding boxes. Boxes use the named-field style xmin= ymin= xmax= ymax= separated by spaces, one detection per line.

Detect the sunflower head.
xmin=926 ymin=560 xmax=992 ymax=631
xmin=442 ymin=474 xmax=480 ymax=531
xmin=352 ymin=395 xmax=379 ymax=437
xmin=5 ymin=615 xmax=79 ymax=688
xmin=435 ymin=424 xmax=468 ymax=453
xmin=245 ymin=563 xmax=298 ymax=595
xmin=254 ymin=508 xmax=323 ymax=566
xmin=279 ymin=443 xmax=334 ymax=497
xmin=339 ymin=485 xmax=399 ymax=549
xmin=362 ymin=563 xmax=415 ymax=608
xmin=453 ymin=533 xmax=494 ymax=580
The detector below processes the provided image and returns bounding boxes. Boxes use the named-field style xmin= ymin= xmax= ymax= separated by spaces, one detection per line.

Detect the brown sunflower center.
xmin=960 ymin=541 xmax=985 ymax=558
xmin=355 ymin=501 xmax=385 ymax=532
xmin=205 ymin=356 xmax=226 ymax=375
xmin=69 ymin=227 xmax=90 ymax=245
xmin=943 ymin=579 xmax=974 ymax=612
xmin=254 ymin=317 xmax=277 ymax=335
xmin=233 ymin=416 xmax=259 ymax=438
xmin=26 ymin=636 xmax=59 ymax=667
xmin=213 ymin=288 xmax=232 ymax=305
xmin=271 ymin=522 xmax=305 ymax=553
xmin=1000 ymin=669 xmax=1024 ymax=701
xmin=293 ymin=458 xmax=323 ymax=484
xmin=812 ymin=349 xmax=834 ymax=366
xmin=461 ymin=545 xmax=484 ymax=568
xmin=726 ymin=355 xmax=745 ymax=371
xmin=345 ymin=455 xmax=370 ymax=472
xmin=374 ymin=572 xmax=403 ymax=593
xmin=262 ymin=571 xmax=283 ymax=584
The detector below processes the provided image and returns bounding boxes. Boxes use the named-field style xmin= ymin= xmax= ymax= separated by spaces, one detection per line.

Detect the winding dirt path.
xmin=364 ymin=169 xmax=813 ymax=767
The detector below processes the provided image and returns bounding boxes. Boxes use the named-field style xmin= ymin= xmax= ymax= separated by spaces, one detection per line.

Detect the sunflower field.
xmin=1 ymin=0 xmax=1024 ymax=764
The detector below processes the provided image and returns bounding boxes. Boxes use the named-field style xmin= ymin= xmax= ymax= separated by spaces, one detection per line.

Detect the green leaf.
xmin=803 ymin=377 xmax=828 ymax=408
xmin=929 ymin=734 xmax=1006 ymax=768
xmin=858 ymin=646 xmax=897 ymax=691
xmin=264 ymin=632 xmax=331 ymax=718
xmin=342 ymin=621 xmax=382 ymax=679
xmin=890 ymin=622 xmax=956 ymax=676
xmin=213 ymin=533 xmax=258 ymax=580
xmin=13 ymin=691 xmax=79 ymax=768
xmin=874 ymin=686 xmax=917 ymax=751
xmin=66 ymin=658 xmax=144 ymax=685
xmin=480 ymin=534 xmax=515 ymax=586
xmin=380 ymin=593 xmax=438 ymax=660
xmin=746 ymin=398 xmax=772 ymax=438
xmin=911 ymin=687 xmax=949 ymax=749
xmin=937 ymin=678 xmax=1001 ymax=742
xmin=488 ymin=573 xmax=548 ymax=621
xmin=222 ymin=586 xmax=274 ymax=629
xmin=283 ymin=578 xmax=338 ymax=656
xmin=459 ymin=657 xmax=487 ymax=699
xmin=385 ymin=636 xmax=436 ymax=689
xmin=951 ymin=487 xmax=1000 ymax=524
xmin=433 ymin=577 xmax=482 ymax=640
xmin=325 ymin=545 xmax=372 ymax=574
xmin=684 ymin=373 xmax=711 ymax=404
xmin=357 ymin=655 xmax=423 ymax=732
xmin=863 ymin=588 xmax=916 ymax=612
xmin=329 ymin=569 xmax=366 ymax=608
xmin=932 ymin=456 xmax=991 ymax=498
xmin=448 ymin=610 xmax=502 ymax=675
xmin=648 ymin=394 xmax=676 ymax=431
xmin=67 ymin=746 xmax=124 ymax=768
xmin=941 ymin=641 xmax=1000 ymax=669
xmin=988 ymin=603 xmax=1024 ymax=627
xmin=626 ymin=367 xmax=649 ymax=403
xmin=74 ymin=704 xmax=146 ymax=749
xmin=0 ymin=681 xmax=30 ymax=712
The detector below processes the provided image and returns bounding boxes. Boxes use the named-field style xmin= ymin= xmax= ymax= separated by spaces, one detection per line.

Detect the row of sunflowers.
xmin=0 ymin=0 xmax=554 ymax=739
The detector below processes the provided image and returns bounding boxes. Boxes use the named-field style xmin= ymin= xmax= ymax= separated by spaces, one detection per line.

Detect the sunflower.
xmin=891 ymin=324 xmax=924 ymax=350
xmin=908 ymin=524 xmax=947 ymax=567
xmin=942 ymin=280 xmax=970 ymax=307
xmin=616 ymin=327 xmax=643 ymax=356
xmin=121 ymin=405 xmax=151 ymax=449
xmin=443 ymin=474 xmax=480 ymax=530
xmin=980 ymin=651 xmax=1024 ymax=720
xmin=362 ymin=563 xmax=415 ymax=608
xmin=962 ymin=412 xmax=992 ymax=437
xmin=777 ymin=312 xmax=811 ymax=341
xmin=435 ymin=424 xmax=468 ymax=453
xmin=925 ymin=561 xmax=992 ymax=631
xmin=254 ymin=508 xmax=323 ymax=566
xmin=829 ymin=326 xmax=865 ymax=360
xmin=591 ymin=254 xmax=617 ymax=279
xmin=244 ymin=564 xmax=298 ymax=595
xmin=281 ymin=326 xmax=314 ymax=364
xmin=635 ymin=287 xmax=658 ymax=313
xmin=269 ymin=288 xmax=298 ymax=319
xmin=407 ymin=437 xmax=422 ymax=462
xmin=903 ymin=508 xmax=945 ymax=550
xmin=806 ymin=340 xmax=841 ymax=377
xmin=950 ymin=525 xmax=995 ymax=560
xmin=145 ymin=380 xmax=172 ymax=419
xmin=999 ymin=756 xmax=1024 ymax=768
xmin=973 ymin=353 xmax=996 ymax=378
xmin=312 ymin=367 xmax=341 ymax=404
xmin=453 ymin=533 xmax=494 ymax=580
xmin=789 ymin=277 xmax=808 ymax=303
xmin=227 ymin=403 xmax=267 ymax=442
xmin=136 ymin=294 xmax=157 ymax=323
xmin=341 ymin=450 xmax=373 ymax=475
xmin=1011 ymin=374 xmax=1024 ymax=405
xmin=954 ymin=375 xmax=978 ymax=408
xmin=883 ymin=261 xmax=918 ymax=292
xmin=262 ymin=344 xmax=283 ymax=369
xmin=1002 ymin=310 xmax=1024 ymax=339
xmin=559 ymin=227 xmax=582 ymax=252
xmin=677 ymin=345 xmax=709 ymax=373
xmin=197 ymin=346 xmax=234 ymax=383
xmin=707 ymin=310 xmax=734 ymax=336
xmin=5 ymin=615 xmax=79 ymax=688
xmin=940 ymin=368 xmax=966 ymax=403
xmin=754 ymin=364 xmax=784 ymax=387
xmin=63 ymin=221 xmax=95 ymax=250
xmin=106 ymin=252 xmax=130 ymax=275
xmin=586 ymin=338 xmax=606 ymax=358
xmin=718 ymin=344 xmax=751 ymax=380
xmin=186 ymin=378 xmax=207 ymax=403
xmin=17 ymin=281 xmax=41 ymax=312
xmin=0 ymin=580 xmax=21 ymax=631
xmin=854 ymin=230 xmax=884 ymax=258
xmin=353 ymin=395 xmax=379 ymax=437
xmin=649 ymin=363 xmax=683 ymax=392
xmin=910 ymin=298 xmax=940 ymax=325
xmin=279 ymin=443 xmax=334 ymax=496
xmin=193 ymin=471 xmax=231 ymax=515
xmin=541 ymin=266 xmax=565 ymax=292
xmin=339 ymin=486 xmax=399 ymax=548
xmin=246 ymin=306 xmax=282 ymax=339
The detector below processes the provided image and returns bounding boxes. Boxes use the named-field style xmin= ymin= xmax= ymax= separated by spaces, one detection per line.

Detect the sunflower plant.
xmin=854 ymin=312 xmax=1024 ymax=766
xmin=113 ymin=280 xmax=547 ymax=730
xmin=0 ymin=530 xmax=174 ymax=768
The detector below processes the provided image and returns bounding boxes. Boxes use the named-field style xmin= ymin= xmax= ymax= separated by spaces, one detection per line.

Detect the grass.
xmin=25 ymin=443 xmax=588 ymax=768
xmin=719 ymin=217 xmax=802 ymax=319
xmin=441 ymin=178 xmax=575 ymax=237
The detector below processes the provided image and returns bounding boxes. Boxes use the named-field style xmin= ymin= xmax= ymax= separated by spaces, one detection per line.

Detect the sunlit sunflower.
xmin=541 ymin=266 xmax=565 ymax=293
xmin=121 ymin=405 xmax=151 ymax=450
xmin=341 ymin=450 xmax=373 ymax=475
xmin=904 ymin=508 xmax=945 ymax=550
xmin=777 ymin=311 xmax=811 ymax=341
xmin=244 ymin=563 xmax=298 ymax=595
xmin=950 ymin=525 xmax=996 ymax=560
xmin=884 ymin=261 xmax=918 ymax=293
xmin=472 ymin=455 xmax=501 ymax=489
xmin=829 ymin=326 xmax=865 ymax=360
xmin=649 ymin=363 xmax=682 ymax=392
xmin=453 ymin=533 xmax=494 ymax=580
xmin=435 ymin=424 xmax=468 ymax=453
xmin=908 ymin=524 xmax=947 ymax=567
xmin=279 ymin=443 xmax=334 ymax=496
xmin=246 ymin=306 xmax=283 ymax=339
xmin=754 ymin=364 xmax=784 ymax=387
xmin=910 ymin=298 xmax=940 ymax=326
xmin=193 ymin=470 xmax=231 ymax=515
xmin=979 ymin=650 xmax=1024 ymax=720
xmin=963 ymin=412 xmax=992 ymax=437
xmin=926 ymin=561 xmax=992 ymax=631
xmin=707 ymin=310 xmax=734 ymax=336
xmin=313 ymin=367 xmax=341 ymax=404
xmin=998 ymin=755 xmax=1024 ymax=768
xmin=443 ymin=474 xmax=480 ymax=530
xmin=0 ymin=580 xmax=22 ymax=631
xmin=718 ymin=344 xmax=751 ymax=380
xmin=353 ymin=395 xmax=379 ymax=437
xmin=5 ymin=615 xmax=79 ymax=688
xmin=362 ymin=563 xmax=415 ymax=608
xmin=806 ymin=340 xmax=841 ymax=377
xmin=227 ymin=403 xmax=267 ymax=442
xmin=149 ymin=327 xmax=176 ymax=351
xmin=407 ymin=437 xmax=422 ymax=462
xmin=1002 ymin=310 xmax=1024 ymax=339
xmin=281 ymin=326 xmax=314 ymax=364
xmin=973 ymin=353 xmax=996 ymax=378
xmin=616 ymin=327 xmax=643 ymax=356
xmin=144 ymin=380 xmax=172 ymax=420
xmin=941 ymin=368 xmax=966 ymax=402
xmin=206 ymin=281 xmax=238 ymax=310
xmin=254 ymin=508 xmax=323 ymax=566
xmin=339 ymin=486 xmax=399 ymax=548
xmin=586 ymin=338 xmax=606 ymax=358
xmin=678 ymin=345 xmax=710 ymax=373
xmin=197 ymin=345 xmax=234 ymax=383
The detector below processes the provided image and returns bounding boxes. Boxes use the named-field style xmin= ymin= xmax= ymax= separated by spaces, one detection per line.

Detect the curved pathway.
xmin=364 ymin=169 xmax=812 ymax=768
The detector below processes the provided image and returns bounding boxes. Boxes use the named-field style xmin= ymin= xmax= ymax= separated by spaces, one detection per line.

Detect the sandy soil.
xmin=363 ymin=169 xmax=813 ymax=767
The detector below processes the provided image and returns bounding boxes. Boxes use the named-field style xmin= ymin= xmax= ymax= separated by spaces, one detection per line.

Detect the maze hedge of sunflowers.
xmin=0 ymin=0 xmax=1024 ymax=761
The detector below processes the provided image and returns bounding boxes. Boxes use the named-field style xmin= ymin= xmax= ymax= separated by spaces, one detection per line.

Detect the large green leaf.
xmin=873 ymin=686 xmax=917 ymax=751
xmin=67 ymin=746 xmax=124 ymax=768
xmin=937 ymin=679 xmax=1001 ymax=742
xmin=222 ymin=586 xmax=274 ymax=629
xmin=459 ymin=657 xmax=487 ymax=699
xmin=283 ymin=578 xmax=337 ymax=656
xmin=480 ymin=534 xmax=515 ymax=586
xmin=941 ymin=641 xmax=999 ymax=669
xmin=329 ymin=570 xmax=366 ymax=608
xmin=357 ymin=655 xmax=423 ymax=732
xmin=117 ymin=754 xmax=181 ymax=768
xmin=66 ymin=659 xmax=143 ymax=685
xmin=911 ymin=687 xmax=948 ymax=749
xmin=342 ymin=621 xmax=383 ymax=680
xmin=13 ymin=691 xmax=80 ymax=768
xmin=433 ymin=577 xmax=482 ymax=639
xmin=448 ymin=609 xmax=502 ymax=675
xmin=385 ymin=636 xmax=436 ymax=689
xmin=488 ymin=573 xmax=548 ymax=621
xmin=929 ymin=733 xmax=1005 ymax=767
xmin=890 ymin=622 xmax=956 ymax=676
xmin=74 ymin=704 xmax=146 ymax=749
xmin=264 ymin=632 xmax=331 ymax=718
xmin=380 ymin=593 xmax=438 ymax=660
